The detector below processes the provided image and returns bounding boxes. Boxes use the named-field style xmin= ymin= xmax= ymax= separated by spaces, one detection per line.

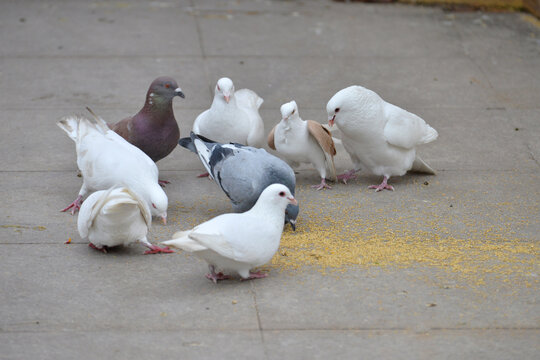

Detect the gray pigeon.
xmin=179 ymin=132 xmax=299 ymax=230
xmin=111 ymin=76 xmax=185 ymax=164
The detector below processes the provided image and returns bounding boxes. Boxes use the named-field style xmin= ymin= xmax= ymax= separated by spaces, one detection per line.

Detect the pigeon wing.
xmin=267 ymin=125 xmax=277 ymax=150
xmin=383 ymin=103 xmax=438 ymax=150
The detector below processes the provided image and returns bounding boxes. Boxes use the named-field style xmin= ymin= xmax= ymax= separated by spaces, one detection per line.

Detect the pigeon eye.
xmin=291 ymin=109 xmax=295 ymax=115
xmin=279 ymin=191 xmax=285 ymax=197
xmin=165 ymin=83 xmax=171 ymax=88
xmin=152 ymin=203 xmax=157 ymax=209
xmin=335 ymin=108 xmax=340 ymax=113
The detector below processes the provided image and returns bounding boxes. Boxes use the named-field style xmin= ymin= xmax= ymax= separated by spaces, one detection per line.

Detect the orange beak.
xmin=224 ymin=95 xmax=230 ymax=103
xmin=288 ymin=197 xmax=298 ymax=206
xmin=161 ymin=216 xmax=167 ymax=225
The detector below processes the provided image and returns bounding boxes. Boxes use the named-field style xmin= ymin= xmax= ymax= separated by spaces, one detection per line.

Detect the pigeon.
xmin=111 ymin=76 xmax=184 ymax=163
xmin=326 ymin=85 xmax=438 ymax=191
xmin=77 ymin=186 xmax=173 ymax=254
xmin=179 ymin=132 xmax=299 ymax=230
xmin=192 ymin=77 xmax=265 ymax=148
xmin=161 ymin=184 xmax=297 ymax=283
xmin=268 ymin=100 xmax=337 ymax=190
xmin=57 ymin=112 xmax=168 ymax=224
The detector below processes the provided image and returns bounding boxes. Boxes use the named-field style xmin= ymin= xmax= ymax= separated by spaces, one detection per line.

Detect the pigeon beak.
xmin=175 ymin=88 xmax=185 ymax=98
xmin=161 ymin=216 xmax=167 ymax=225
xmin=287 ymin=197 xmax=298 ymax=206
xmin=328 ymin=115 xmax=336 ymax=127
xmin=289 ymin=219 xmax=296 ymax=231
xmin=224 ymin=95 xmax=230 ymax=103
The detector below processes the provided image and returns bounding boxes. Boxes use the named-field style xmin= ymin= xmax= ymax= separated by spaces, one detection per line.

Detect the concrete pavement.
xmin=1 ymin=0 xmax=539 ymax=359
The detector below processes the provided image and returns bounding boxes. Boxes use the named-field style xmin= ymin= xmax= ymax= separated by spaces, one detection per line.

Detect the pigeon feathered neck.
xmin=137 ymin=90 xmax=175 ymax=123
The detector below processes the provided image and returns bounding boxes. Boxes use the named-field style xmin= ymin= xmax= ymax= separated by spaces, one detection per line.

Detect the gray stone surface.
xmin=1 ymin=0 xmax=539 ymax=359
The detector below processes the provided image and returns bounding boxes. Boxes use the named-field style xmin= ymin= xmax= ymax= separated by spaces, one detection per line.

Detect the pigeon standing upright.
xmin=193 ymin=77 xmax=264 ymax=148
xmin=268 ymin=100 xmax=336 ymax=190
xmin=161 ymin=184 xmax=297 ymax=283
xmin=57 ymin=113 xmax=168 ymax=224
xmin=77 ymin=186 xmax=173 ymax=254
xmin=179 ymin=132 xmax=299 ymax=230
xmin=111 ymin=77 xmax=184 ymax=185
xmin=326 ymin=85 xmax=438 ymax=191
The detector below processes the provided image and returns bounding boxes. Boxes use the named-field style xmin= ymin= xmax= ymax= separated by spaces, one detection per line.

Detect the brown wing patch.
xmin=267 ymin=125 xmax=277 ymax=150
xmin=307 ymin=120 xmax=336 ymax=156
xmin=111 ymin=117 xmax=132 ymax=141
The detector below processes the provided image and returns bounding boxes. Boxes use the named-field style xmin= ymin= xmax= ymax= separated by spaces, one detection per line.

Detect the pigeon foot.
xmin=241 ymin=270 xmax=268 ymax=281
xmin=143 ymin=244 xmax=175 ymax=255
xmin=61 ymin=195 xmax=83 ymax=215
xmin=337 ymin=170 xmax=358 ymax=184
xmin=89 ymin=243 xmax=108 ymax=253
xmin=311 ymin=178 xmax=332 ymax=190
xmin=158 ymin=179 xmax=170 ymax=187
xmin=197 ymin=172 xmax=210 ymax=178
xmin=368 ymin=176 xmax=394 ymax=192
xmin=205 ymin=272 xmax=231 ymax=284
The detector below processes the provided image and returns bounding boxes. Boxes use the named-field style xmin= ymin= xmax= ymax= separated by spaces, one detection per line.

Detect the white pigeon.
xmin=161 ymin=184 xmax=297 ymax=283
xmin=326 ymin=85 xmax=438 ymax=191
xmin=57 ymin=112 xmax=168 ymax=223
xmin=77 ymin=187 xmax=174 ymax=254
xmin=268 ymin=100 xmax=336 ymax=190
xmin=192 ymin=77 xmax=265 ymax=148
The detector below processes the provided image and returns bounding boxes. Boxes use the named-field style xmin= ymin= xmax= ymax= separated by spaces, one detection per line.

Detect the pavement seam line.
xmin=249 ymin=281 xmax=269 ymax=360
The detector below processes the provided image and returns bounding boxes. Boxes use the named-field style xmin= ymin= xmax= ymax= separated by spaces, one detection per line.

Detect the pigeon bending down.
xmin=77 ymin=187 xmax=173 ymax=254
xmin=161 ymin=184 xmax=297 ymax=283
xmin=179 ymin=132 xmax=299 ymax=230
xmin=57 ymin=113 xmax=168 ymax=224
xmin=326 ymin=85 xmax=438 ymax=191
xmin=192 ymin=77 xmax=265 ymax=148
xmin=110 ymin=77 xmax=184 ymax=186
xmin=268 ymin=100 xmax=337 ymax=190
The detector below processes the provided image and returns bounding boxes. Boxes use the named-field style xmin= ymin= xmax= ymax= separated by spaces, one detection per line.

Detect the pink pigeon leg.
xmin=205 ymin=265 xmax=231 ymax=284
xmin=368 ymin=176 xmax=394 ymax=192
xmin=197 ymin=172 xmax=210 ymax=178
xmin=336 ymin=169 xmax=359 ymax=184
xmin=311 ymin=178 xmax=332 ymax=190
xmin=241 ymin=270 xmax=268 ymax=281
xmin=158 ymin=179 xmax=170 ymax=187
xmin=142 ymin=242 xmax=175 ymax=255
xmin=89 ymin=243 xmax=108 ymax=253
xmin=60 ymin=195 xmax=83 ymax=215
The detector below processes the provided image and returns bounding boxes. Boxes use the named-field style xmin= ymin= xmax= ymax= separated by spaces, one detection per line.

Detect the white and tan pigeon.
xmin=57 ymin=112 xmax=168 ymax=224
xmin=77 ymin=187 xmax=173 ymax=254
xmin=326 ymin=85 xmax=438 ymax=191
xmin=192 ymin=77 xmax=265 ymax=148
xmin=161 ymin=184 xmax=297 ymax=283
xmin=268 ymin=100 xmax=336 ymax=190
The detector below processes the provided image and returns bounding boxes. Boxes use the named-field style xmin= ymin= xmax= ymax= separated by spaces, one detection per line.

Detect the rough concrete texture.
xmin=1 ymin=0 xmax=539 ymax=359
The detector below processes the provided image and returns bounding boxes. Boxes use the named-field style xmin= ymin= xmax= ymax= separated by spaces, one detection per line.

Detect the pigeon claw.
xmin=205 ymin=272 xmax=231 ymax=284
xmin=143 ymin=245 xmax=175 ymax=255
xmin=336 ymin=170 xmax=358 ymax=185
xmin=311 ymin=178 xmax=332 ymax=191
xmin=89 ymin=243 xmax=108 ymax=253
xmin=61 ymin=195 xmax=83 ymax=215
xmin=368 ymin=176 xmax=394 ymax=192
xmin=197 ymin=172 xmax=210 ymax=178
xmin=158 ymin=179 xmax=170 ymax=187
xmin=241 ymin=270 xmax=268 ymax=281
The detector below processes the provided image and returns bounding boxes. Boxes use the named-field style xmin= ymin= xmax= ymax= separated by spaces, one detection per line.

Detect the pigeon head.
xmin=215 ymin=77 xmax=235 ymax=104
xmin=148 ymin=185 xmax=168 ymax=225
xmin=257 ymin=184 xmax=298 ymax=211
xmin=147 ymin=76 xmax=185 ymax=106
xmin=280 ymin=100 xmax=299 ymax=122
xmin=285 ymin=203 xmax=299 ymax=231
xmin=326 ymin=86 xmax=358 ymax=127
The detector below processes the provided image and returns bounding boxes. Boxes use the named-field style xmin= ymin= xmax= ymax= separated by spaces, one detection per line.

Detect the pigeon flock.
xmin=59 ymin=76 xmax=438 ymax=283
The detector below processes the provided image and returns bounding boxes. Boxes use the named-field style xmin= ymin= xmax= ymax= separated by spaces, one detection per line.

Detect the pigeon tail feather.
xmin=411 ymin=156 xmax=436 ymax=175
